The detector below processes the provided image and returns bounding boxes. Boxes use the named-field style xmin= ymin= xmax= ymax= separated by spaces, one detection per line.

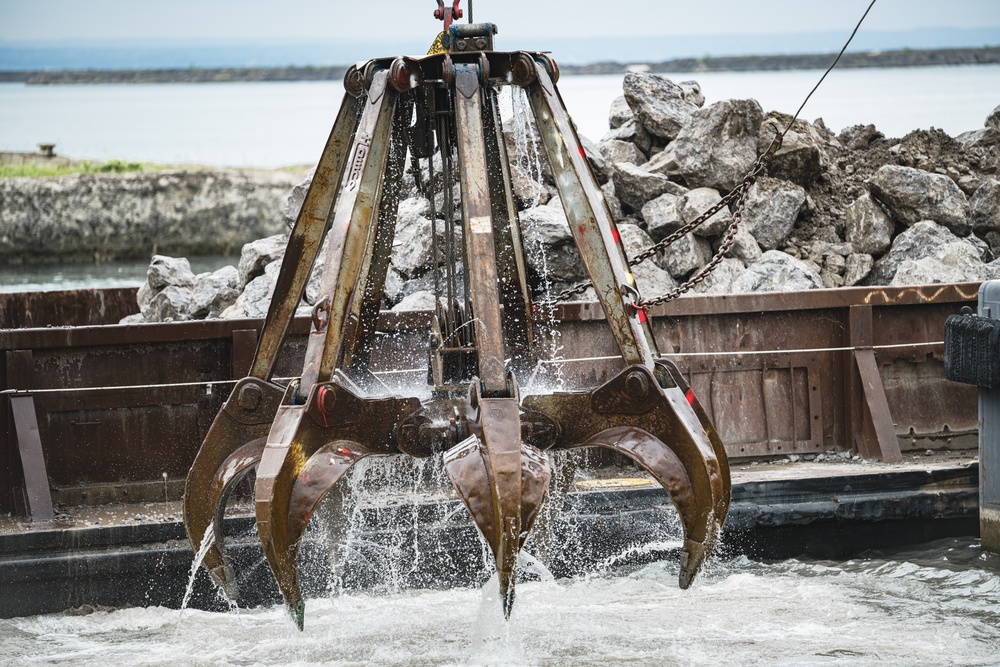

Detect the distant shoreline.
xmin=1 ymin=45 xmax=997 ymax=85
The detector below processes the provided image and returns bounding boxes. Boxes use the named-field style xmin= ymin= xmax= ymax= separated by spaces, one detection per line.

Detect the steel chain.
xmin=539 ymin=130 xmax=782 ymax=308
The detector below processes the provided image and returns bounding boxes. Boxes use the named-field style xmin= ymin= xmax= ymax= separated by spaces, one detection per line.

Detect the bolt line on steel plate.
xmin=183 ymin=2 xmax=731 ymax=630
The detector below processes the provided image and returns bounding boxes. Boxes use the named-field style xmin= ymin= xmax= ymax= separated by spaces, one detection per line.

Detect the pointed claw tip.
xmin=499 ymin=574 xmax=515 ymax=620
xmin=208 ymin=565 xmax=240 ymax=601
xmin=678 ymin=538 xmax=708 ymax=590
xmin=290 ymin=600 xmax=305 ymax=631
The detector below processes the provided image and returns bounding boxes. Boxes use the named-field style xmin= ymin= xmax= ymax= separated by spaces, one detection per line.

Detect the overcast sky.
xmin=1 ymin=0 xmax=998 ymax=41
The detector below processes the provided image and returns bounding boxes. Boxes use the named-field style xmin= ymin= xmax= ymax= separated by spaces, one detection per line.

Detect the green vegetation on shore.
xmin=0 ymin=159 xmax=147 ymax=178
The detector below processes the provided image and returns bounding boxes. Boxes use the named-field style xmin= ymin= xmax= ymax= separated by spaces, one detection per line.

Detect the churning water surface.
xmin=1 ymin=537 xmax=999 ymax=667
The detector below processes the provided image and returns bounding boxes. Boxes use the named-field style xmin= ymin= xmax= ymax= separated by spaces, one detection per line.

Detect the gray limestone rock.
xmin=843 ymin=253 xmax=874 ymax=286
xmin=579 ymin=134 xmax=608 ymax=185
xmin=867 ymin=220 xmax=978 ymax=284
xmin=691 ymin=257 xmax=745 ymax=295
xmin=623 ymin=72 xmax=700 ymax=141
xmin=725 ymin=225 xmax=763 ymax=266
xmin=732 ymin=250 xmax=823 ymax=293
xmin=147 ymin=255 xmax=195 ymax=291
xmin=223 ymin=259 xmax=281 ymax=319
xmin=838 ymin=124 xmax=884 ymax=150
xmin=510 ymin=164 xmax=550 ymax=209
xmin=392 ymin=290 xmax=436 ymax=312
xmin=660 ymin=232 xmax=712 ymax=279
xmin=599 ymin=140 xmax=645 ymax=170
xmin=890 ymin=241 xmax=988 ymax=285
xmin=670 ymin=99 xmax=764 ymax=192
xmin=282 ymin=167 xmax=314 ymax=227
xmin=987 ymin=104 xmax=1000 ymax=132
xmin=619 ymin=223 xmax=677 ymax=296
xmin=601 ymin=180 xmax=625 ymax=222
xmin=970 ymin=179 xmax=1000 ymax=233
xmin=611 ymin=162 xmax=685 ymax=213
xmin=757 ymin=113 xmax=827 ymax=187
xmin=520 ymin=205 xmax=587 ymax=283
xmin=866 ymin=165 xmax=969 ymax=233
xmin=682 ymin=187 xmax=733 ymax=237
xmin=147 ymin=285 xmax=196 ymax=322
xmin=845 ymin=193 xmax=895 ymax=255
xmin=641 ymin=190 xmax=687 ymax=242
xmin=609 ymin=95 xmax=633 ymax=129
xmin=238 ymin=234 xmax=287 ymax=288
xmin=192 ymin=265 xmax=240 ymax=318
xmin=602 ymin=119 xmax=654 ymax=156
xmin=742 ymin=177 xmax=806 ymax=251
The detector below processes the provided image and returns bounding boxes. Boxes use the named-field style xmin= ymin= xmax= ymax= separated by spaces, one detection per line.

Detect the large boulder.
xmin=669 ymin=99 xmax=764 ymax=192
xmin=660 ymin=232 xmax=712 ymax=279
xmin=146 ymin=255 xmax=195 ymax=291
xmin=623 ymin=73 xmax=701 ymax=141
xmin=222 ymin=259 xmax=281 ymax=319
xmin=611 ymin=162 xmax=685 ymax=213
xmin=845 ymin=193 xmax=895 ymax=255
xmin=682 ymin=187 xmax=733 ymax=237
xmin=866 ymin=165 xmax=969 ymax=233
xmin=599 ymin=140 xmax=645 ymax=170
xmin=510 ymin=164 xmax=550 ymax=209
xmin=741 ymin=177 xmax=806 ymax=251
xmin=191 ymin=265 xmax=241 ymax=318
xmin=843 ymin=253 xmax=874 ymax=286
xmin=602 ymin=120 xmax=654 ymax=156
xmin=890 ymin=241 xmax=990 ymax=285
xmin=641 ymin=191 xmax=687 ymax=241
xmin=608 ymin=95 xmax=633 ymax=129
xmin=726 ymin=226 xmax=762 ymax=266
xmin=756 ymin=113 xmax=827 ymax=187
xmin=238 ymin=234 xmax=287 ymax=288
xmin=867 ymin=220 xmax=981 ymax=284
xmin=691 ymin=257 xmax=746 ymax=295
xmin=282 ymin=167 xmax=314 ymax=227
xmin=520 ymin=205 xmax=587 ymax=283
xmin=970 ymin=179 xmax=1000 ymax=233
xmin=732 ymin=250 xmax=823 ymax=293
xmin=619 ymin=224 xmax=677 ymax=296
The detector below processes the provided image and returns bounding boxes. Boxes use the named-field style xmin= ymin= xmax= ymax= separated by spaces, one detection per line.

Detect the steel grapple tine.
xmin=523 ymin=363 xmax=730 ymax=588
xmin=256 ymin=379 xmax=421 ymax=629
xmin=273 ymin=441 xmax=368 ymax=630
xmin=183 ymin=377 xmax=283 ymax=598
xmin=578 ymin=426 xmax=712 ymax=588
xmin=444 ymin=393 xmax=551 ymax=618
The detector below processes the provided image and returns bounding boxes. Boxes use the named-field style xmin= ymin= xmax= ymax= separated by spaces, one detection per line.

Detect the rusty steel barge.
xmin=0 ymin=282 xmax=979 ymax=618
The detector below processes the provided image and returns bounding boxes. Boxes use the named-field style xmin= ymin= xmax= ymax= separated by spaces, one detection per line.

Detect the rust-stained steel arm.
xmin=443 ymin=64 xmax=550 ymax=617
xmin=253 ymin=70 xmax=414 ymax=629
xmin=526 ymin=60 xmax=658 ymax=368
xmin=249 ymin=90 xmax=364 ymax=380
xmin=183 ymin=87 xmax=363 ymax=597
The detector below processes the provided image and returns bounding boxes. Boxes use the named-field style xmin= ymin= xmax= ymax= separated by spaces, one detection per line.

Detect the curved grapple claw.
xmin=444 ymin=395 xmax=551 ymax=618
xmin=524 ymin=363 xmax=730 ymax=588
xmin=183 ymin=377 xmax=283 ymax=599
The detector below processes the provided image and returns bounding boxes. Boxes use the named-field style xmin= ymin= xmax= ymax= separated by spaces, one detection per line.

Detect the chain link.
xmin=538 ymin=129 xmax=782 ymax=308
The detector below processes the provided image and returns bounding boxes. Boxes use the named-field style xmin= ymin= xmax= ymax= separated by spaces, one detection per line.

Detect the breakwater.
xmin=1 ymin=46 xmax=997 ymax=85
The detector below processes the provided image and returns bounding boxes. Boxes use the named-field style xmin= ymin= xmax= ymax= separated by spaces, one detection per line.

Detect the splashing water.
xmin=180 ymin=524 xmax=215 ymax=611
xmin=5 ymin=538 xmax=1000 ymax=666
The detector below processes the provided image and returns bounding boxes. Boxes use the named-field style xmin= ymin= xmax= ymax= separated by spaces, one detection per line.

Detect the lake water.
xmin=1 ymin=65 xmax=999 ymax=168
xmin=1 ymin=537 xmax=998 ymax=666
